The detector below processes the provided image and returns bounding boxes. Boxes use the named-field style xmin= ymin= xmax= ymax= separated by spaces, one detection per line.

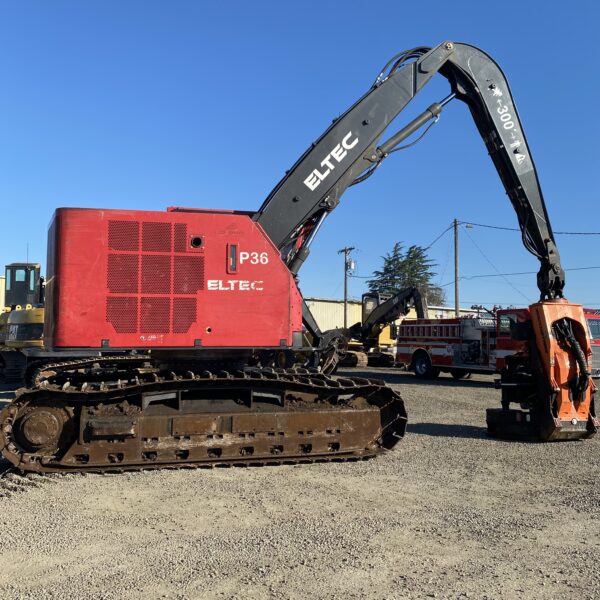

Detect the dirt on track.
xmin=0 ymin=372 xmax=599 ymax=600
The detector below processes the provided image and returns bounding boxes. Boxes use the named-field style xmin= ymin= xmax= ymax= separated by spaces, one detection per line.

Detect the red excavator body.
xmin=45 ymin=207 xmax=304 ymax=351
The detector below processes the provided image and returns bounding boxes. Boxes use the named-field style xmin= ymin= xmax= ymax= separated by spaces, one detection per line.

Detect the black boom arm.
xmin=253 ymin=42 xmax=564 ymax=300
xmin=348 ymin=287 xmax=428 ymax=350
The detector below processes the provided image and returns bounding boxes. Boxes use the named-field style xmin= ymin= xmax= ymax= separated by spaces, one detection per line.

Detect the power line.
xmin=462 ymin=227 xmax=532 ymax=303
xmin=440 ymin=271 xmax=535 ymax=284
xmin=462 ymin=221 xmax=600 ymax=235
xmin=348 ymin=223 xmax=453 ymax=279
xmin=351 ymin=261 xmax=600 ymax=284
xmin=435 ymin=229 xmax=453 ymax=286
xmin=439 ymin=265 xmax=600 ymax=287
xmin=347 ymin=217 xmax=600 ymax=293
xmin=424 ymin=222 xmax=454 ymax=250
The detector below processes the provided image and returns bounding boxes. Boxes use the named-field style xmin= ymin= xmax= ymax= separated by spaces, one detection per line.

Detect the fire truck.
xmin=584 ymin=309 xmax=600 ymax=376
xmin=396 ymin=308 xmax=600 ymax=380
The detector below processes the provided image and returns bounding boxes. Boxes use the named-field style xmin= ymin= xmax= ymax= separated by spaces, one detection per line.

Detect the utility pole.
xmin=338 ymin=246 xmax=355 ymax=330
xmin=454 ymin=219 xmax=459 ymax=317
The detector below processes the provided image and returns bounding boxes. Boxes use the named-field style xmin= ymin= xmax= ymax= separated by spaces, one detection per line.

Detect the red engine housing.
xmin=45 ymin=207 xmax=304 ymax=350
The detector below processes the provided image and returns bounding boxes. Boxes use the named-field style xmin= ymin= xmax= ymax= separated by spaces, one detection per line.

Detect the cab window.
xmin=587 ymin=318 xmax=600 ymax=340
xmin=499 ymin=314 xmax=518 ymax=336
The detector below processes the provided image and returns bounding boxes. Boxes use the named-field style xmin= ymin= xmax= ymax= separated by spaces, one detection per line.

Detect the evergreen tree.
xmin=366 ymin=242 xmax=407 ymax=295
xmin=367 ymin=242 xmax=446 ymax=304
xmin=401 ymin=245 xmax=436 ymax=289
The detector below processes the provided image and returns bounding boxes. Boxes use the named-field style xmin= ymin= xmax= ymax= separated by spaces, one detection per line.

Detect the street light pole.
xmin=338 ymin=246 xmax=356 ymax=330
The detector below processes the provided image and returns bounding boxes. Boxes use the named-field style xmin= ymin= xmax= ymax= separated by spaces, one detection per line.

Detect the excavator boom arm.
xmin=349 ymin=287 xmax=428 ymax=348
xmin=254 ymin=42 xmax=563 ymax=299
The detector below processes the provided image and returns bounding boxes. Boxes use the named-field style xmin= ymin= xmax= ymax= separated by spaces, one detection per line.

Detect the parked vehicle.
xmin=396 ymin=308 xmax=600 ymax=379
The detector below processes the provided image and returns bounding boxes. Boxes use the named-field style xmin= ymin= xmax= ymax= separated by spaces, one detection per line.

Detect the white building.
xmin=304 ymin=297 xmax=477 ymax=331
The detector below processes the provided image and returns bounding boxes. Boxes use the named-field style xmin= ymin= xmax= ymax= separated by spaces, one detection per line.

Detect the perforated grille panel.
xmin=140 ymin=297 xmax=170 ymax=333
xmin=106 ymin=297 xmax=138 ymax=333
xmin=142 ymin=222 xmax=171 ymax=252
xmin=174 ymin=223 xmax=187 ymax=252
xmin=109 ymin=221 xmax=139 ymax=251
xmin=174 ymin=256 xmax=204 ymax=293
xmin=141 ymin=255 xmax=171 ymax=294
xmin=106 ymin=218 xmax=202 ymax=340
xmin=107 ymin=254 xmax=139 ymax=294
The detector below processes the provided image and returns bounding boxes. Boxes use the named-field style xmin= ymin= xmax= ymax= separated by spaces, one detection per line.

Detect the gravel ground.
xmin=0 ymin=371 xmax=599 ymax=600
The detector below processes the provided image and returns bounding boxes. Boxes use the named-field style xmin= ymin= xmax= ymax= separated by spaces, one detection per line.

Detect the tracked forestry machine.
xmin=2 ymin=41 xmax=597 ymax=474
xmin=0 ymin=263 xmax=45 ymax=383
xmin=342 ymin=288 xmax=428 ymax=367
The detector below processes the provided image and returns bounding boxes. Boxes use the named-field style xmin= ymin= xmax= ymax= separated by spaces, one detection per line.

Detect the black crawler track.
xmin=0 ymin=357 xmax=407 ymax=474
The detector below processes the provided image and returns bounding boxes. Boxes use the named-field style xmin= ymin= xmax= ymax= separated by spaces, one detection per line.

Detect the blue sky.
xmin=1 ymin=1 xmax=599 ymax=308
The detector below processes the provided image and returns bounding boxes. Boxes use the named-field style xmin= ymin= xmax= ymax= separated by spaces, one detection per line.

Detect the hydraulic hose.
xmin=553 ymin=318 xmax=590 ymax=397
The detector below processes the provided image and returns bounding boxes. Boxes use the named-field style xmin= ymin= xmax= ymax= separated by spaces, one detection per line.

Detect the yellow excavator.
xmin=0 ymin=263 xmax=44 ymax=383
xmin=341 ymin=288 xmax=428 ymax=367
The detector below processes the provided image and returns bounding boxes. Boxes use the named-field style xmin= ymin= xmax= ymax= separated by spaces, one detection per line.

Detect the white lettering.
xmin=139 ymin=334 xmax=164 ymax=343
xmin=330 ymin=143 xmax=347 ymax=162
xmin=303 ymin=131 xmax=359 ymax=192
xmin=207 ymin=279 xmax=264 ymax=292
xmin=342 ymin=131 xmax=359 ymax=150
xmin=320 ymin=155 xmax=335 ymax=171
xmin=238 ymin=251 xmax=269 ymax=265
xmin=496 ymin=102 xmax=516 ymax=132
xmin=304 ymin=172 xmax=320 ymax=191
xmin=314 ymin=167 xmax=330 ymax=182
